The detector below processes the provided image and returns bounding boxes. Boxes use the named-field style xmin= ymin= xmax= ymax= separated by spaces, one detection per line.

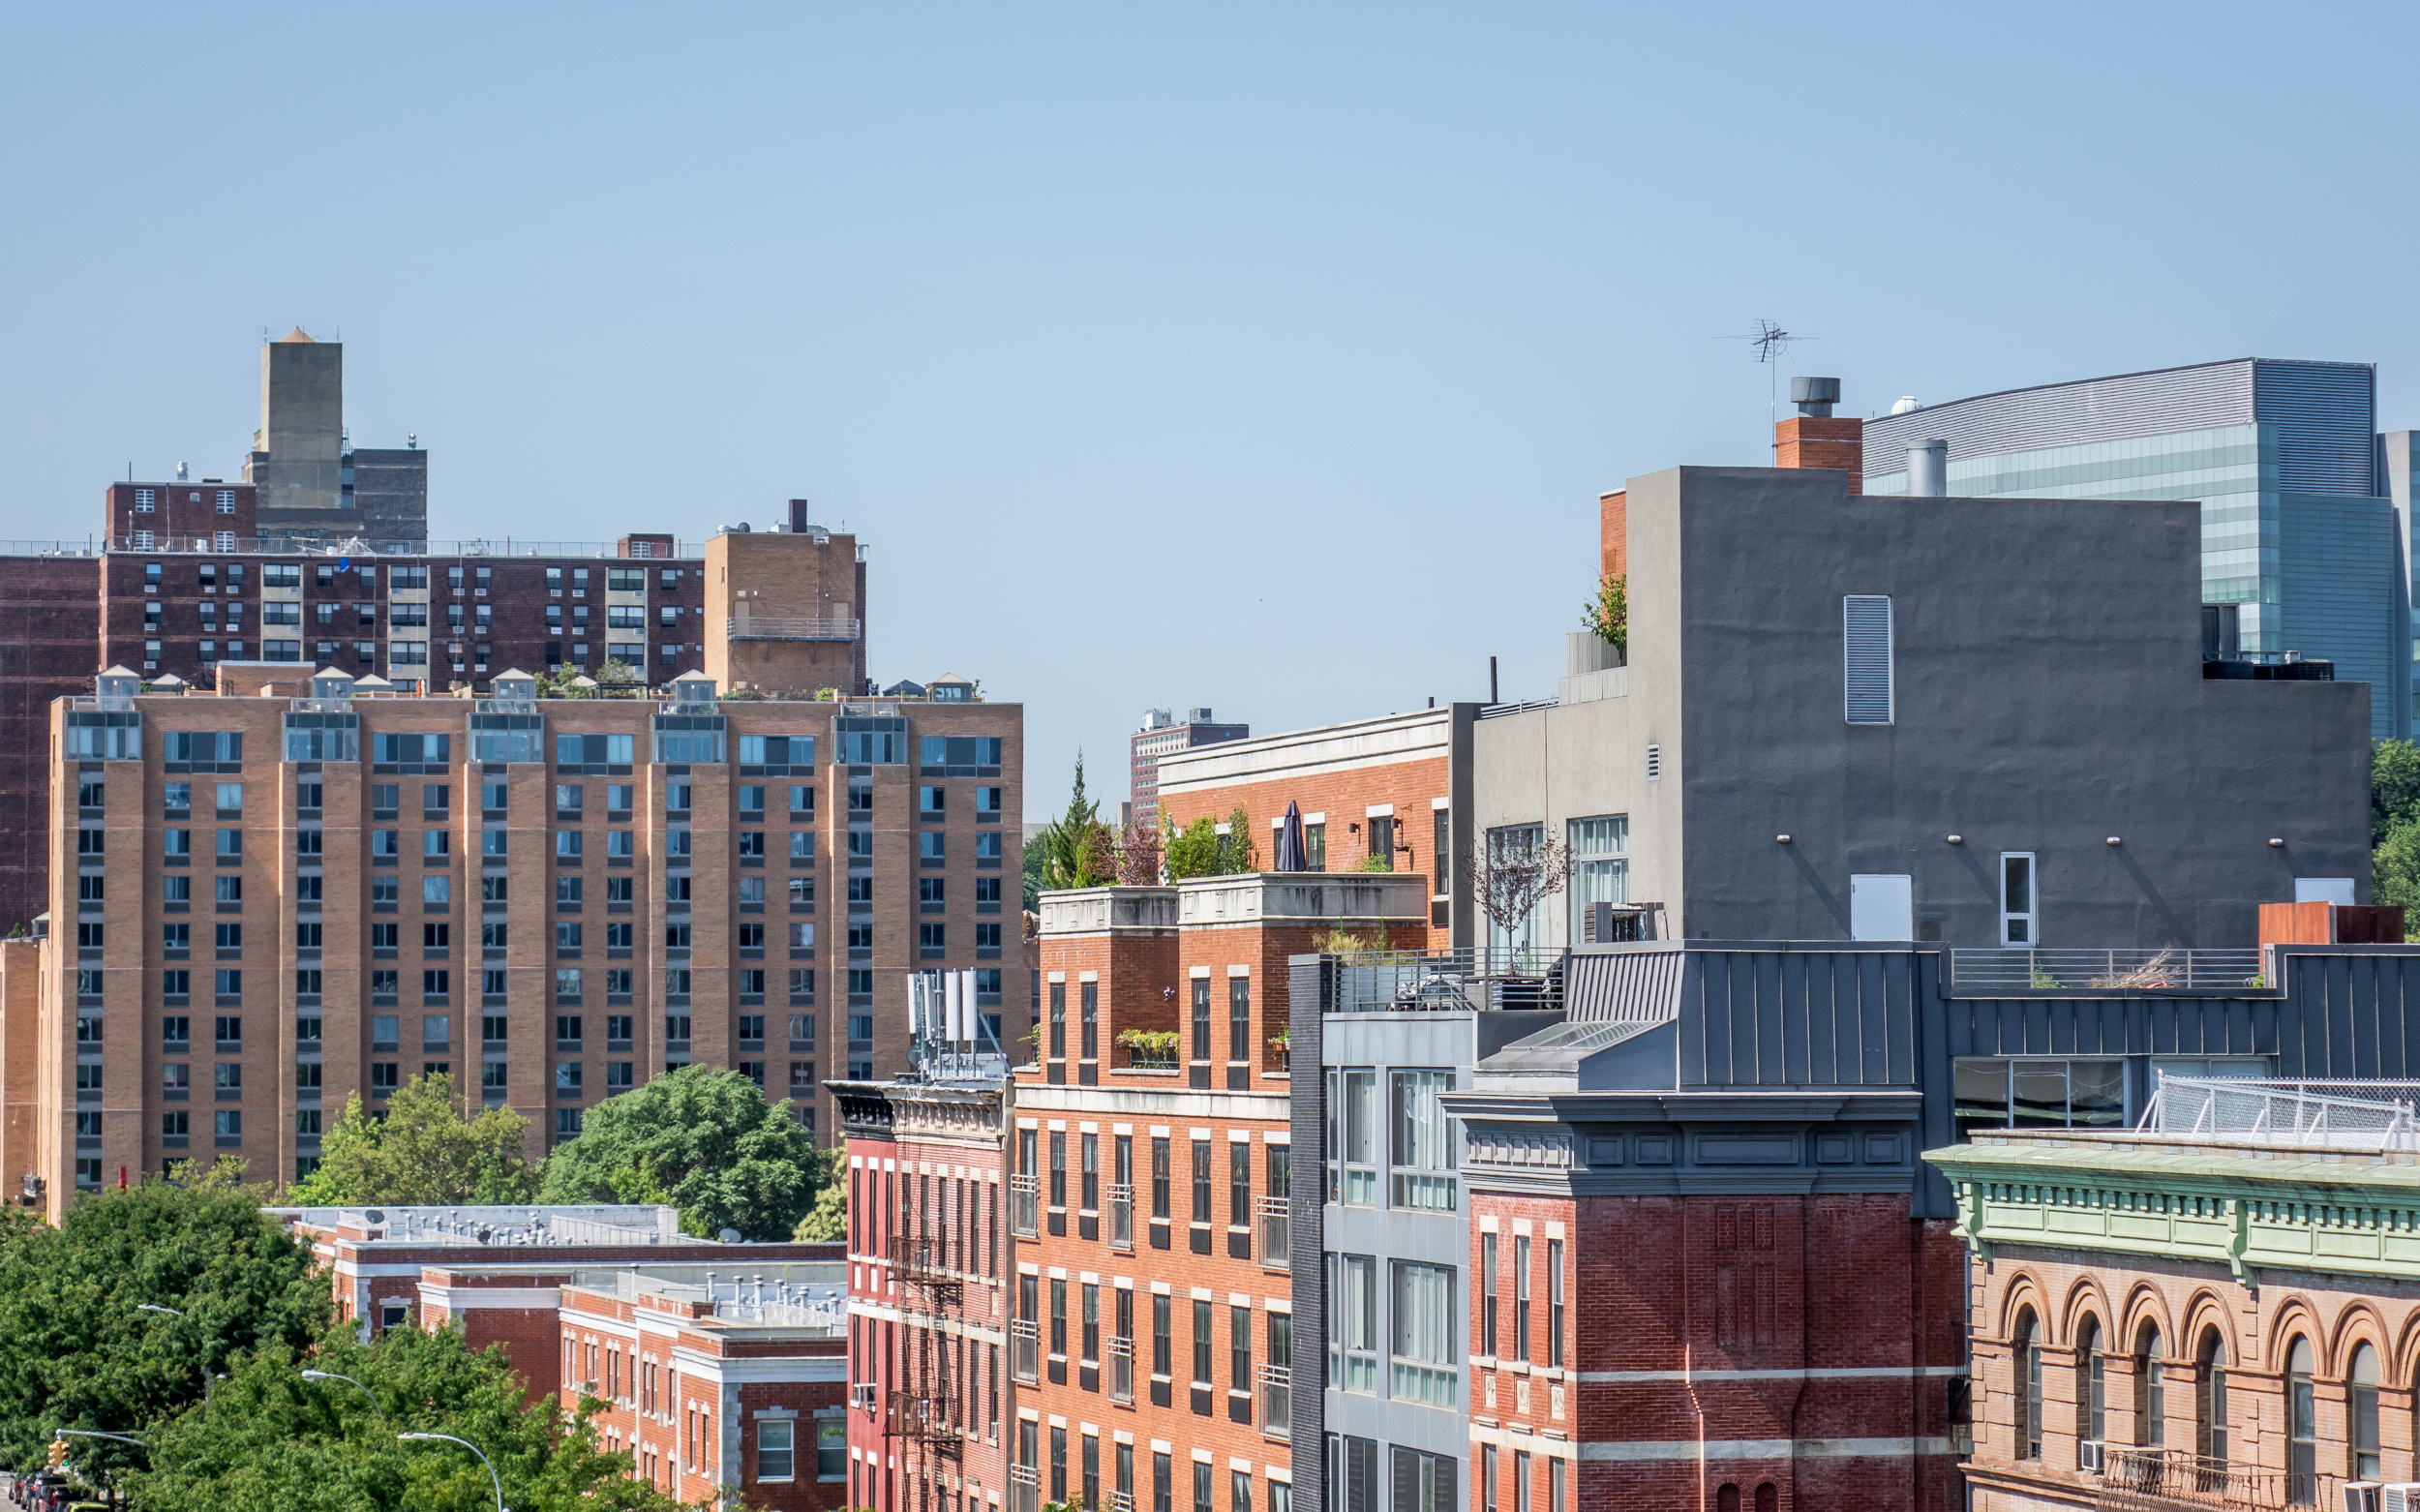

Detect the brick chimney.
xmin=1773 ymin=376 xmax=1862 ymax=494
xmin=1598 ymin=490 xmax=1626 ymax=580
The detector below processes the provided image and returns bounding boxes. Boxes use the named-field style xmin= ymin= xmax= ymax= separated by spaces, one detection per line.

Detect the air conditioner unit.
xmin=2346 ymin=1484 xmax=2382 ymax=1512
xmin=2377 ymin=1484 xmax=2420 ymax=1512
xmin=2078 ymin=1441 xmax=2104 ymax=1473
xmin=849 ymin=1382 xmax=877 ymax=1414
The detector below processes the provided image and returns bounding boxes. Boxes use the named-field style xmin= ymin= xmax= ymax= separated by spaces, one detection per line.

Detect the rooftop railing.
xmin=1330 ymin=947 xmax=1568 ymax=1013
xmin=1945 ymin=948 xmax=2268 ymax=994
xmin=2140 ymin=1074 xmax=2420 ymax=1153
xmin=90 ymin=535 xmax=709 ymax=559
xmin=2098 ymin=1447 xmax=2299 ymax=1509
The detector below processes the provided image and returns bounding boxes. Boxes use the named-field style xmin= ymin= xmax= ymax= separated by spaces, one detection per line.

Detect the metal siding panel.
xmin=1756 ymin=951 xmax=1787 ymax=1084
xmin=1863 ymin=360 xmax=2257 ymax=477
xmin=1795 ymin=953 xmax=1827 ymax=1086
xmin=2254 ymin=359 xmax=2377 ymax=496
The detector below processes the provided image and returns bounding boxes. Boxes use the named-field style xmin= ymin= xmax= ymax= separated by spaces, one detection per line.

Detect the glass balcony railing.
xmin=1107 ymin=1183 xmax=1134 ymax=1251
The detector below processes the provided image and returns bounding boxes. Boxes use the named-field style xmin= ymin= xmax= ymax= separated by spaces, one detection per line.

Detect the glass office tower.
xmin=1863 ymin=358 xmax=2409 ymax=739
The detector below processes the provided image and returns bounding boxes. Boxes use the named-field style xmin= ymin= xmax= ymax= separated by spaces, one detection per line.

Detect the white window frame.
xmin=2000 ymin=852 xmax=2037 ymax=947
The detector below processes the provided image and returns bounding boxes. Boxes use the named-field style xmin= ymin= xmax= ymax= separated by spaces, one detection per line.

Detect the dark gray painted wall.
xmin=1626 ymin=467 xmax=2371 ymax=947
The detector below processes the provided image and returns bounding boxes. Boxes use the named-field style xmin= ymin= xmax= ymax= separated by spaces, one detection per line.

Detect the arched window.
xmin=1754 ymin=1486 xmax=1777 ymax=1512
xmin=1717 ymin=1485 xmax=1740 ymax=1512
xmin=2195 ymin=1328 xmax=2228 ymax=1467
xmin=2137 ymin=1324 xmax=2164 ymax=1448
xmin=2351 ymin=1343 xmax=2381 ymax=1483
xmin=2076 ymin=1317 xmax=2105 ymax=1449
xmin=2287 ymin=1336 xmax=2316 ymax=1504
xmin=2014 ymin=1308 xmax=2042 ymax=1460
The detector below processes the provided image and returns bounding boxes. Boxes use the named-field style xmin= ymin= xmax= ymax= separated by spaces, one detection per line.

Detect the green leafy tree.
xmin=2375 ymin=822 xmax=2420 ymax=930
xmin=1583 ymin=571 xmax=1628 ymax=652
xmin=286 ymin=1076 xmax=538 ymax=1208
xmin=0 ymin=1182 xmax=329 ymax=1476
xmin=1037 ymin=754 xmax=1112 ymax=892
xmin=1165 ymin=814 xmax=1222 ymax=880
xmin=1022 ymin=828 xmax=1048 ymax=909
xmin=794 ymin=1180 xmax=846 ymax=1242
xmin=128 ymin=1321 xmax=702 ymax=1512
xmin=1220 ymin=804 xmax=1259 ymax=874
xmin=2376 ymin=740 xmax=2420 ymax=846
xmin=540 ymin=1066 xmax=824 ymax=1240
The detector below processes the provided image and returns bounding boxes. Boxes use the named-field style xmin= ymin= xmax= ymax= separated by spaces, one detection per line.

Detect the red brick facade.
xmin=1772 ymin=416 xmax=1865 ymax=493
xmin=1599 ymin=490 xmax=1626 ymax=582
xmin=1462 ymin=1189 xmax=1967 ymax=1512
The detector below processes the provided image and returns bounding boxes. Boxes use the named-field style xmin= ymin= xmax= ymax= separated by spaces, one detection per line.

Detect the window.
xmin=2001 ymin=852 xmax=2038 ymax=945
xmin=755 ymin=1418 xmax=794 ymax=1482
xmin=1393 ymin=1448 xmax=1458 ymax=1512
xmin=1953 ymin=1058 xmax=2124 ymax=1141
xmin=2196 ymin=1329 xmax=2228 ymax=1467
xmin=1327 ymin=1253 xmax=1376 ymax=1391
xmin=2076 ymin=1317 xmax=2103 ymax=1445
xmin=1194 ymin=1299 xmax=1213 ymax=1386
xmin=2286 ymin=1336 xmax=2314 ymax=1502
xmin=1843 ymin=593 xmax=1893 ymax=724
xmin=2142 ymin=1325 xmax=2170 ymax=1443
xmin=2013 ymin=1307 xmax=2041 ymax=1460
xmin=2351 ymin=1342 xmax=2380 ymax=1482
xmin=1389 ymin=1069 xmax=1458 ymax=1210
xmin=1152 ymin=1136 xmax=1170 ymax=1220
xmin=1568 ymin=814 xmax=1629 ymax=940
xmin=1327 ymin=1068 xmax=1377 ymax=1204
xmin=1484 ymin=824 xmax=1549 ymax=959
xmin=1548 ymin=1237 xmax=1564 ymax=1368
xmin=1390 ymin=1261 xmax=1458 ymax=1406
xmin=816 ymin=1417 xmax=845 ymax=1479
xmin=1514 ymin=1234 xmax=1530 ymax=1360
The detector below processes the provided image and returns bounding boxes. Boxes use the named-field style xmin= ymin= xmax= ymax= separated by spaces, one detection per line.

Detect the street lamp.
xmin=399 ymin=1432 xmax=508 ymax=1512
xmin=300 ymin=1369 xmax=388 ymax=1418
xmin=136 ymin=1303 xmax=221 ymax=1407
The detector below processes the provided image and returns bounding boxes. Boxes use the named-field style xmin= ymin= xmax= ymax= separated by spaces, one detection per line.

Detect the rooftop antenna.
xmin=1731 ymin=319 xmax=1811 ymax=459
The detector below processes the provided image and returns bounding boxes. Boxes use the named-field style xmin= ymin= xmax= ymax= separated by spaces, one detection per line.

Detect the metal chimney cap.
xmin=1789 ymin=377 xmax=1840 ymax=416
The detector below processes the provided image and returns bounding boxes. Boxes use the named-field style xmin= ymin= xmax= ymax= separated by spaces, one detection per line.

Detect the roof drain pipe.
xmin=1683 ymin=1203 xmax=1707 ymax=1512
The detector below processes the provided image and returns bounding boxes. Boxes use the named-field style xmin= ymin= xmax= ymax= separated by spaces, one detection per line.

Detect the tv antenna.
xmin=1731 ymin=319 xmax=1811 ymax=458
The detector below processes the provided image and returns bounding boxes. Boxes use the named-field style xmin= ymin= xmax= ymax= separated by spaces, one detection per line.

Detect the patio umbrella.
xmin=1276 ymin=801 xmax=1307 ymax=872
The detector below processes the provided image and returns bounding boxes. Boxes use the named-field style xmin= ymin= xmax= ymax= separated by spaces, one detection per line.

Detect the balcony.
xmin=1011 ymin=1173 xmax=1039 ymax=1238
xmin=888 ymin=1390 xmax=958 ymax=1450
xmin=1011 ymin=1318 xmax=1039 ymax=1383
xmin=1945 ymin=948 xmax=2270 ymax=995
xmin=2096 ymin=1448 xmax=2298 ymax=1510
xmin=1258 ymin=1196 xmax=1290 ymax=1267
xmin=1257 ymin=1364 xmax=1290 ymax=1438
xmin=1107 ymin=1183 xmax=1134 ymax=1251
xmin=725 ymin=615 xmax=862 ymax=643
xmin=888 ymin=1234 xmax=961 ymax=1298
xmin=1107 ymin=1335 xmax=1134 ymax=1404
xmin=1329 ymin=947 xmax=1568 ymax=1013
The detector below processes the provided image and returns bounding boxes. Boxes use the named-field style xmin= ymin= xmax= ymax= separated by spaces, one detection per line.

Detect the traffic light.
xmin=45 ymin=1436 xmax=67 ymax=1468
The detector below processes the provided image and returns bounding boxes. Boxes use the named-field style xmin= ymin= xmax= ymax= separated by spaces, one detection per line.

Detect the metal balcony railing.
xmin=1010 ymin=1465 xmax=1040 ymax=1512
xmin=1945 ymin=948 xmax=2269 ymax=993
xmin=1107 ymin=1184 xmax=1134 ymax=1251
xmin=1109 ymin=1492 xmax=1135 ymax=1512
xmin=725 ymin=616 xmax=862 ymax=642
xmin=887 ymin=1234 xmax=962 ymax=1294
xmin=1011 ymin=1318 xmax=1040 ymax=1383
xmin=1330 ymin=947 xmax=1569 ymax=1013
xmin=1107 ymin=1334 xmax=1134 ymax=1404
xmin=1258 ymin=1196 xmax=1290 ymax=1267
xmin=2098 ymin=1447 xmax=2297 ymax=1508
xmin=1011 ymin=1173 xmax=1040 ymax=1238
xmin=1258 ymin=1364 xmax=1291 ymax=1437
xmin=889 ymin=1390 xmax=959 ymax=1449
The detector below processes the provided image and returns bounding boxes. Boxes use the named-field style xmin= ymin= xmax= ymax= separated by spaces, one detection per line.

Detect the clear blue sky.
xmin=6 ymin=4 xmax=2417 ymax=819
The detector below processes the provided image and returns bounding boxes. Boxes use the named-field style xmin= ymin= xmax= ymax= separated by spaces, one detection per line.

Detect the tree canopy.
xmin=2377 ymin=739 xmax=2420 ymax=846
xmin=1036 ymin=754 xmax=1114 ymax=892
xmin=0 ymin=1182 xmax=328 ymax=1477
xmin=128 ymin=1320 xmax=699 ymax=1512
xmin=287 ymin=1075 xmax=539 ymax=1209
xmin=538 ymin=1066 xmax=824 ymax=1240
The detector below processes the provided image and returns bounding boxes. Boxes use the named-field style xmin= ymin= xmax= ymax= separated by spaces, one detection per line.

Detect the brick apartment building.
xmin=835 ymin=1060 xmax=1015 ymax=1512
xmin=8 ymin=639 xmax=1020 ymax=1217
xmin=0 ymin=489 xmax=873 ymax=936
xmin=999 ymin=873 xmax=1428 ymax=1512
xmin=1128 ymin=709 xmax=1249 ymax=828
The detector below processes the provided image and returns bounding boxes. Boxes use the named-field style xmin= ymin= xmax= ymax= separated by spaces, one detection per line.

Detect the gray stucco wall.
xmin=1631 ymin=466 xmax=2371 ymax=947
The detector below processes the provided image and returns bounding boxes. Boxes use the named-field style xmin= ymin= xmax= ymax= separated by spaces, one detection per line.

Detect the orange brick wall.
xmin=1160 ymin=755 xmax=1451 ymax=882
xmin=1599 ymin=490 xmax=1626 ymax=581
xmin=1773 ymin=416 xmax=1864 ymax=494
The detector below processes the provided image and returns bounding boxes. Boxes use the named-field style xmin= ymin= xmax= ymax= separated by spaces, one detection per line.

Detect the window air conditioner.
xmin=2346 ymin=1485 xmax=2382 ymax=1512
xmin=2078 ymin=1441 xmax=2103 ymax=1473
xmin=849 ymin=1382 xmax=877 ymax=1414
xmin=2376 ymin=1484 xmax=2420 ymax=1512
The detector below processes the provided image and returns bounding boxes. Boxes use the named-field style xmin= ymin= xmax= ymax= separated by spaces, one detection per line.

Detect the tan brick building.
xmin=14 ymin=630 xmax=1020 ymax=1216
xmin=1927 ymin=1078 xmax=2420 ymax=1512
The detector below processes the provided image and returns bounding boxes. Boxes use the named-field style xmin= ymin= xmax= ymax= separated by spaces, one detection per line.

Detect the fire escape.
xmin=888 ymin=1233 xmax=963 ymax=1461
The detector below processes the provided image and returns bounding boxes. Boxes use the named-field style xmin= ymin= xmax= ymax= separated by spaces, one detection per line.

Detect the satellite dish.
xmin=364 ymin=1209 xmax=386 ymax=1224
xmin=718 ymin=1227 xmax=743 ymax=1245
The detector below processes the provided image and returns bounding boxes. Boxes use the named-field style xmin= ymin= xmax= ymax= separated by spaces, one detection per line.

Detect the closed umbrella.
xmin=1276 ymin=801 xmax=1307 ymax=872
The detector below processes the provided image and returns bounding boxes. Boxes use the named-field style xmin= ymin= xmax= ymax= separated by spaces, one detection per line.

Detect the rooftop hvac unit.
xmin=2077 ymin=1441 xmax=2103 ymax=1473
xmin=2377 ymin=1484 xmax=2420 ymax=1512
